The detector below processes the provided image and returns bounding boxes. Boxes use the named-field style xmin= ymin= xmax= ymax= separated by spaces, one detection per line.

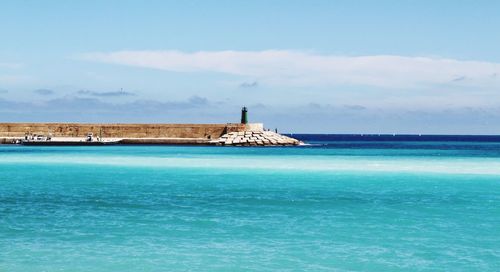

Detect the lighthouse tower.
xmin=241 ymin=107 xmax=248 ymax=124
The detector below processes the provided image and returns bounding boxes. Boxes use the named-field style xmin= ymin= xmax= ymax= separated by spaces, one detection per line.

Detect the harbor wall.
xmin=0 ymin=123 xmax=253 ymax=139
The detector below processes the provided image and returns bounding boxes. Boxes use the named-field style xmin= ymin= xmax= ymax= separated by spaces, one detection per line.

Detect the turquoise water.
xmin=1 ymin=142 xmax=499 ymax=271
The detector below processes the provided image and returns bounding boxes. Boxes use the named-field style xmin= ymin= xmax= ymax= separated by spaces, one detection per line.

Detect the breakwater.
xmin=0 ymin=122 xmax=300 ymax=146
xmin=215 ymin=130 xmax=300 ymax=146
xmin=0 ymin=122 xmax=245 ymax=138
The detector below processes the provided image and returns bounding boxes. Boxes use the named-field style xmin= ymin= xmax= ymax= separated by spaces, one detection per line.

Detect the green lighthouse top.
xmin=241 ymin=107 xmax=248 ymax=124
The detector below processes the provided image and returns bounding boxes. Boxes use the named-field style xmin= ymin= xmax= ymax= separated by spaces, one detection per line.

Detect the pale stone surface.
xmin=245 ymin=123 xmax=264 ymax=131
xmin=211 ymin=130 xmax=301 ymax=146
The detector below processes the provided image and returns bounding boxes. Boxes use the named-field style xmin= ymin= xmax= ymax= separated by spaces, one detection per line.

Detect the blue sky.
xmin=1 ymin=0 xmax=500 ymax=133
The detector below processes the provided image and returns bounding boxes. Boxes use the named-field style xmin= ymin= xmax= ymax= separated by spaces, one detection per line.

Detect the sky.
xmin=1 ymin=0 xmax=500 ymax=133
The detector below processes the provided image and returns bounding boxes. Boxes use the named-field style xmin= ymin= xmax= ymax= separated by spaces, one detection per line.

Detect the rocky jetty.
xmin=0 ymin=108 xmax=299 ymax=147
xmin=213 ymin=130 xmax=301 ymax=146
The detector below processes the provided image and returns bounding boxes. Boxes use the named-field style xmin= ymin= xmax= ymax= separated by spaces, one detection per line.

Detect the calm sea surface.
xmin=1 ymin=135 xmax=499 ymax=271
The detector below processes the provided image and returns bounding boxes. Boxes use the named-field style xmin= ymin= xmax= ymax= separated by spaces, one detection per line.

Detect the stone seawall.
xmin=0 ymin=122 xmax=301 ymax=146
xmin=0 ymin=123 xmax=247 ymax=139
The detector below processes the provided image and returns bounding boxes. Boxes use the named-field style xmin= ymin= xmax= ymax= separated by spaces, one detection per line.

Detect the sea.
xmin=1 ymin=135 xmax=499 ymax=271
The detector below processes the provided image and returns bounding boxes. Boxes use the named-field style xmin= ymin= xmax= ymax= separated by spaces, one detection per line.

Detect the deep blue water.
xmin=1 ymin=135 xmax=499 ymax=271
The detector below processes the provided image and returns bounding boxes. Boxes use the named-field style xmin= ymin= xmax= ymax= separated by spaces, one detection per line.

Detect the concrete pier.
xmin=0 ymin=122 xmax=300 ymax=146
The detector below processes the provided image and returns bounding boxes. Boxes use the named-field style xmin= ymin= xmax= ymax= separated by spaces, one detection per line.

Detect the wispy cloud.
xmin=0 ymin=96 xmax=500 ymax=134
xmin=77 ymin=89 xmax=135 ymax=97
xmin=0 ymin=96 xmax=215 ymax=123
xmin=451 ymin=75 xmax=466 ymax=82
xmin=344 ymin=104 xmax=367 ymax=111
xmin=187 ymin=95 xmax=208 ymax=105
xmin=2 ymin=96 xmax=500 ymax=134
xmin=34 ymin=89 xmax=55 ymax=95
xmin=0 ymin=89 xmax=8 ymax=94
xmin=240 ymin=81 xmax=258 ymax=88
xmin=0 ymin=95 xmax=211 ymax=113
xmin=79 ymin=50 xmax=500 ymax=88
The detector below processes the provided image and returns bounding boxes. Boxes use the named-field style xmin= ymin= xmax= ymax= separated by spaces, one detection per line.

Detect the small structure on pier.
xmin=241 ymin=107 xmax=248 ymax=124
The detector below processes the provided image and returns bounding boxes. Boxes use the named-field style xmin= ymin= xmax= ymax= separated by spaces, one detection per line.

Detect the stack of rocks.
xmin=213 ymin=130 xmax=301 ymax=146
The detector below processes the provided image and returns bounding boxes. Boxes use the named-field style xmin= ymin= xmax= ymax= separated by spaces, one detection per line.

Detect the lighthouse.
xmin=241 ymin=107 xmax=248 ymax=124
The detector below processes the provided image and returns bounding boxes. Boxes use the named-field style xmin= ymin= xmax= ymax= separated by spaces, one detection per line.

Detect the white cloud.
xmin=79 ymin=50 xmax=500 ymax=88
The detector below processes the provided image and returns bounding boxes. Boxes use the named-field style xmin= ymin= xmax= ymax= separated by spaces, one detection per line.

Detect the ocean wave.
xmin=2 ymin=153 xmax=500 ymax=176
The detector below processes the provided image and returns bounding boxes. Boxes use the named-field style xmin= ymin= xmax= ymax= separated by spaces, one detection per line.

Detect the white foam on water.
xmin=3 ymin=153 xmax=500 ymax=175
